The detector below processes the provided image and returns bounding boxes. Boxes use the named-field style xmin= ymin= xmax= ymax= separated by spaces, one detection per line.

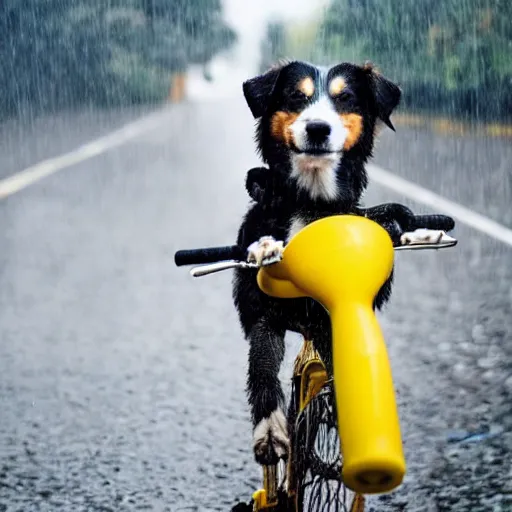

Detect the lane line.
xmin=368 ymin=163 xmax=512 ymax=247
xmin=0 ymin=107 xmax=173 ymax=199
xmin=1 ymin=105 xmax=511 ymax=248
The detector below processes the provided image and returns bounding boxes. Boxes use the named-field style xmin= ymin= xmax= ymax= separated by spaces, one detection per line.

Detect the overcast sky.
xmin=223 ymin=0 xmax=330 ymax=73
xmin=188 ymin=1 xmax=330 ymax=99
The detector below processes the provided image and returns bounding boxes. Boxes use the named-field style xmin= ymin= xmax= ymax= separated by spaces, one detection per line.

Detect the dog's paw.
xmin=247 ymin=236 xmax=284 ymax=266
xmin=253 ymin=409 xmax=289 ymax=465
xmin=400 ymin=228 xmax=444 ymax=245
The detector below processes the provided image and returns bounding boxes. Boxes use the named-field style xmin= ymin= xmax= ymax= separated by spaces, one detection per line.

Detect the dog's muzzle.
xmin=291 ymin=110 xmax=347 ymax=156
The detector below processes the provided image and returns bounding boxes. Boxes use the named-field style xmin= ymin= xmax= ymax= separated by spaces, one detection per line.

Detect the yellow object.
xmin=350 ymin=493 xmax=366 ymax=512
xmin=252 ymin=465 xmax=278 ymax=510
xmin=299 ymin=359 xmax=327 ymax=411
xmin=252 ymin=489 xmax=270 ymax=510
xmin=169 ymin=72 xmax=187 ymax=103
xmin=257 ymin=215 xmax=406 ymax=494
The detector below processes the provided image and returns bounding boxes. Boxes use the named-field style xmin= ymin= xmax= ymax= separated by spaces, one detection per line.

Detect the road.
xmin=0 ymin=98 xmax=511 ymax=512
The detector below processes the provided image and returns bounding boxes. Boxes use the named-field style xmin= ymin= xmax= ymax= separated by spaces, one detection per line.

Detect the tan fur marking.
xmin=271 ymin=111 xmax=299 ymax=146
xmin=298 ymin=77 xmax=315 ymax=97
xmin=329 ymin=76 xmax=346 ymax=96
xmin=340 ymin=113 xmax=363 ymax=150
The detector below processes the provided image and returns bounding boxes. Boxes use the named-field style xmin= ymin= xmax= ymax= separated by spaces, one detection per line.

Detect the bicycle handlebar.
xmin=411 ymin=214 xmax=454 ymax=231
xmin=174 ymin=226 xmax=457 ymax=269
xmin=174 ymin=245 xmax=243 ymax=266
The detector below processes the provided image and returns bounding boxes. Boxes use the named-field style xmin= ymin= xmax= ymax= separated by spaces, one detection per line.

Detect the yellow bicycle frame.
xmin=256 ymin=215 xmax=406 ymax=496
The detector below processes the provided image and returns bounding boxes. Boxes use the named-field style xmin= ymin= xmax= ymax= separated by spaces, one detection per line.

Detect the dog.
xmin=232 ymin=60 xmax=454 ymax=466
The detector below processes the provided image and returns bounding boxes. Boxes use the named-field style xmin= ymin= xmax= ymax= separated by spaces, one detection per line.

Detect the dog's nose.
xmin=305 ymin=120 xmax=331 ymax=142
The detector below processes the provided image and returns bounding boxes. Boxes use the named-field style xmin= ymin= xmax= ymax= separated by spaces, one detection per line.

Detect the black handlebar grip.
xmin=174 ymin=245 xmax=244 ymax=266
xmin=413 ymin=214 xmax=455 ymax=232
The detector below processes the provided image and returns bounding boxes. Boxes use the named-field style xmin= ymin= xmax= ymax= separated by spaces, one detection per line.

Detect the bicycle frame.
xmin=256 ymin=215 xmax=406 ymax=497
xmin=177 ymin=213 xmax=457 ymax=511
xmin=252 ymin=336 xmax=366 ymax=512
xmin=253 ymin=337 xmax=365 ymax=511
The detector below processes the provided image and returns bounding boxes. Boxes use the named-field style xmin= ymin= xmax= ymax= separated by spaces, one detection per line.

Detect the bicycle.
xmin=175 ymin=214 xmax=457 ymax=511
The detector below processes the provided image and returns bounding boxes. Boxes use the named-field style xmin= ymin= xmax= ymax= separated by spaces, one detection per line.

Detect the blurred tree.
xmin=142 ymin=0 xmax=236 ymax=71
xmin=259 ymin=22 xmax=287 ymax=72
xmin=0 ymin=0 xmax=236 ymax=119
xmin=318 ymin=0 xmax=512 ymax=120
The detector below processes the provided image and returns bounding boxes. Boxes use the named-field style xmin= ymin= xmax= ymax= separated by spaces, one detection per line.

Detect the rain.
xmin=0 ymin=1 xmax=511 ymax=511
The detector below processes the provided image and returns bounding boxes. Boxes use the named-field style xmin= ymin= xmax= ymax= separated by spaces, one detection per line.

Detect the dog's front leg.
xmin=247 ymin=320 xmax=289 ymax=465
xmin=360 ymin=203 xmax=455 ymax=245
xmin=360 ymin=203 xmax=412 ymax=245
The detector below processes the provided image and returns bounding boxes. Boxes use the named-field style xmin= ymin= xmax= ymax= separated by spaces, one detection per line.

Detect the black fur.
xmin=233 ymin=61 xmax=454 ymax=465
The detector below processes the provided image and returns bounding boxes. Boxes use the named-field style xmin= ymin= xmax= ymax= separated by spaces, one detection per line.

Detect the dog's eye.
xmin=334 ymin=91 xmax=353 ymax=102
xmin=289 ymin=90 xmax=308 ymax=102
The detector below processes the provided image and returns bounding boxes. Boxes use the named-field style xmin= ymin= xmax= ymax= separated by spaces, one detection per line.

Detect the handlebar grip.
xmin=413 ymin=214 xmax=455 ymax=231
xmin=174 ymin=245 xmax=243 ymax=266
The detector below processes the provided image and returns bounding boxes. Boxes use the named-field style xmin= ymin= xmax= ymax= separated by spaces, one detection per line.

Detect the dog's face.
xmin=243 ymin=61 xmax=401 ymax=201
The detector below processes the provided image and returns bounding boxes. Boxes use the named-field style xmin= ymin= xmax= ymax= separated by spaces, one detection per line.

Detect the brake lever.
xmin=190 ymin=260 xmax=258 ymax=277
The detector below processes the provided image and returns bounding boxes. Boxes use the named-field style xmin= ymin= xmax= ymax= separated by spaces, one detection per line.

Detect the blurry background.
xmin=0 ymin=1 xmax=511 ymax=511
xmin=262 ymin=0 xmax=512 ymax=121
xmin=0 ymin=0 xmax=237 ymax=116
xmin=1 ymin=0 xmax=510 ymax=120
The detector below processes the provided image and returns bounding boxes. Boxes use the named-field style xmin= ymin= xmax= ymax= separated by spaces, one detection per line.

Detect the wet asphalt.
xmin=0 ymin=98 xmax=511 ymax=512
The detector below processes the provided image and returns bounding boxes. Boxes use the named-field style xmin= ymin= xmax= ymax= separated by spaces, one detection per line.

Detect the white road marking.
xmin=0 ymin=107 xmax=173 ymax=199
xmin=0 ymin=106 xmax=511 ymax=249
xmin=367 ymin=163 xmax=512 ymax=247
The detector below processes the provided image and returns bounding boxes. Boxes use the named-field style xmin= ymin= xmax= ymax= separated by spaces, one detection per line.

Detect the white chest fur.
xmin=287 ymin=216 xmax=308 ymax=243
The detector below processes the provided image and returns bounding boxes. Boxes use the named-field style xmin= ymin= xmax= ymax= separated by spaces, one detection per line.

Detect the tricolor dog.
xmin=232 ymin=60 xmax=454 ymax=465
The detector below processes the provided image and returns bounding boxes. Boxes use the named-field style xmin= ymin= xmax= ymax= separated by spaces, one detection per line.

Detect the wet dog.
xmin=232 ymin=60 xmax=453 ymax=465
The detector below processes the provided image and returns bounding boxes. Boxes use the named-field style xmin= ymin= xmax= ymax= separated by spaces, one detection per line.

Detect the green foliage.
xmin=0 ymin=0 xmax=237 ymax=119
xmin=317 ymin=0 xmax=512 ymax=120
xmin=143 ymin=0 xmax=236 ymax=70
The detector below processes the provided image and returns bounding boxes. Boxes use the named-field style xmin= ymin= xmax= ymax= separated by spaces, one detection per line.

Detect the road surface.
xmin=0 ymin=98 xmax=511 ymax=511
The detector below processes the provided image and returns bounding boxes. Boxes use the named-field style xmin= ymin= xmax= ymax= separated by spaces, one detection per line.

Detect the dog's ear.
xmin=364 ymin=62 xmax=401 ymax=131
xmin=243 ymin=65 xmax=283 ymax=119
